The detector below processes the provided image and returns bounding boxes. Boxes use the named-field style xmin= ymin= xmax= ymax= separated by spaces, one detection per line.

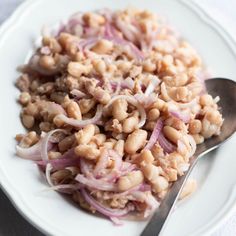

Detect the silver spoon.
xmin=141 ymin=78 xmax=236 ymax=236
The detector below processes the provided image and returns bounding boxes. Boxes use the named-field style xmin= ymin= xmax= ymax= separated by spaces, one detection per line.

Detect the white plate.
xmin=0 ymin=0 xmax=236 ymax=235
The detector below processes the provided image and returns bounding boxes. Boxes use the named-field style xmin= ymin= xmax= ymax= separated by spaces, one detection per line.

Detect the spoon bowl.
xmin=142 ymin=78 xmax=236 ymax=236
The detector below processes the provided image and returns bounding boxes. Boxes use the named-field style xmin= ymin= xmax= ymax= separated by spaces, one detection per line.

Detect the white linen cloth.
xmin=0 ymin=0 xmax=236 ymax=235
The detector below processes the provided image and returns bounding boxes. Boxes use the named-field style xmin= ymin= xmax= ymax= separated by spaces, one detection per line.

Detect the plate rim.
xmin=0 ymin=0 xmax=236 ymax=235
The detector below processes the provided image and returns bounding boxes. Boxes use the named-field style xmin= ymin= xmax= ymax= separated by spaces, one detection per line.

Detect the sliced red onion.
xmin=16 ymin=140 xmax=46 ymax=161
xmin=139 ymin=184 xmax=152 ymax=192
xmin=45 ymin=163 xmax=53 ymax=186
xmin=158 ymin=132 xmax=176 ymax=153
xmin=171 ymin=98 xmax=198 ymax=109
xmin=84 ymin=27 xmax=101 ymax=37
xmin=110 ymin=217 xmax=123 ymax=226
xmin=103 ymin=22 xmax=144 ymax=60
xmin=37 ymin=157 xmax=80 ymax=171
xmin=121 ymin=163 xmax=137 ymax=173
xmin=55 ymin=104 xmax=103 ymax=128
xmin=122 ymin=77 xmax=135 ymax=89
xmin=145 ymin=118 xmax=163 ymax=150
xmin=104 ymin=95 xmax=146 ymax=128
xmin=81 ymin=188 xmax=134 ymax=218
xmin=115 ymin=17 xmax=139 ymax=44
xmin=65 ymin=12 xmax=84 ymax=34
xmin=79 ymin=158 xmax=92 ymax=176
xmin=169 ymin=109 xmax=190 ymax=123
xmin=84 ymin=38 xmax=100 ymax=52
xmin=134 ymin=93 xmax=157 ymax=108
xmin=41 ymin=129 xmax=67 ymax=160
xmin=104 ymin=22 xmax=118 ymax=38
xmin=49 ymin=183 xmax=81 ymax=194
xmin=144 ymin=76 xmax=160 ymax=96
xmin=76 ymin=174 xmax=117 ymax=192
xmin=110 ymin=77 xmax=135 ymax=92
xmin=116 ymin=184 xmax=146 ymax=198
xmin=70 ymin=89 xmax=87 ymax=99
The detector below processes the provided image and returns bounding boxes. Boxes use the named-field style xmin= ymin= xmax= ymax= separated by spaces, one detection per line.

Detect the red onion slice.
xmin=134 ymin=93 xmax=157 ymax=108
xmin=49 ymin=183 xmax=81 ymax=194
xmin=41 ymin=129 xmax=67 ymax=160
xmin=55 ymin=104 xmax=103 ymax=128
xmin=169 ymin=109 xmax=190 ymax=123
xmin=16 ymin=141 xmax=44 ymax=161
xmin=145 ymin=118 xmax=163 ymax=150
xmin=37 ymin=157 xmax=80 ymax=171
xmin=79 ymin=158 xmax=92 ymax=176
xmin=81 ymin=188 xmax=134 ymax=218
xmin=70 ymin=89 xmax=87 ymax=99
xmin=45 ymin=163 xmax=53 ymax=186
xmin=103 ymin=22 xmax=144 ymax=60
xmin=76 ymin=174 xmax=117 ymax=192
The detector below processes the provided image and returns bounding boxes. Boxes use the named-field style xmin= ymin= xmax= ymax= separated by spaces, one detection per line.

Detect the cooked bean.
xmin=125 ymin=129 xmax=147 ymax=154
xmin=68 ymin=62 xmax=91 ymax=78
xmin=76 ymin=124 xmax=95 ymax=145
xmin=139 ymin=150 xmax=154 ymax=164
xmin=39 ymin=55 xmax=55 ymax=69
xmin=78 ymin=98 xmax=96 ymax=114
xmin=48 ymin=151 xmax=62 ymax=160
xmin=114 ymin=140 xmax=125 ymax=157
xmin=179 ymin=179 xmax=197 ymax=200
xmin=22 ymin=114 xmax=34 ymax=129
xmin=122 ymin=116 xmax=139 ymax=133
xmin=92 ymin=39 xmax=113 ymax=54
xmin=51 ymin=169 xmax=71 ymax=184
xmin=58 ymin=135 xmax=75 ymax=152
xmin=118 ymin=170 xmax=144 ymax=191
xmin=93 ymin=59 xmax=106 ymax=74
xmin=66 ymin=101 xmax=82 ymax=120
xmin=147 ymin=108 xmax=160 ymax=121
xmin=25 ymin=103 xmax=38 ymax=117
xmin=19 ymin=92 xmax=31 ymax=105
xmin=189 ymin=119 xmax=202 ymax=134
xmin=163 ymin=126 xmax=181 ymax=144
xmin=94 ymin=87 xmax=111 ymax=105
xmin=92 ymin=134 xmax=106 ymax=146
xmin=75 ymin=144 xmax=100 ymax=160
xmin=141 ymin=163 xmax=168 ymax=193
xmin=200 ymin=94 xmax=213 ymax=106
xmin=168 ymin=87 xmax=188 ymax=102
xmin=112 ymin=99 xmax=128 ymax=121
xmin=192 ymin=134 xmax=204 ymax=144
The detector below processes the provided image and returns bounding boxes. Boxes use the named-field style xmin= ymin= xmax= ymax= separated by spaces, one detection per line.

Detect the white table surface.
xmin=0 ymin=0 xmax=236 ymax=235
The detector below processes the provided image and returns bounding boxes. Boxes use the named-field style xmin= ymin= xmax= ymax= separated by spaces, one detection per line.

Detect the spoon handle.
xmin=141 ymin=156 xmax=198 ymax=236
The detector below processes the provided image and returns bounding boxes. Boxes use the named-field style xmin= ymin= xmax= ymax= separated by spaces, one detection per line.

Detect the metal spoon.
xmin=141 ymin=78 xmax=236 ymax=236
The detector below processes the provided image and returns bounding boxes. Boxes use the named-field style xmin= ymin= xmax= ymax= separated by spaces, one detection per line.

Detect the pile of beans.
xmin=15 ymin=8 xmax=223 ymax=220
